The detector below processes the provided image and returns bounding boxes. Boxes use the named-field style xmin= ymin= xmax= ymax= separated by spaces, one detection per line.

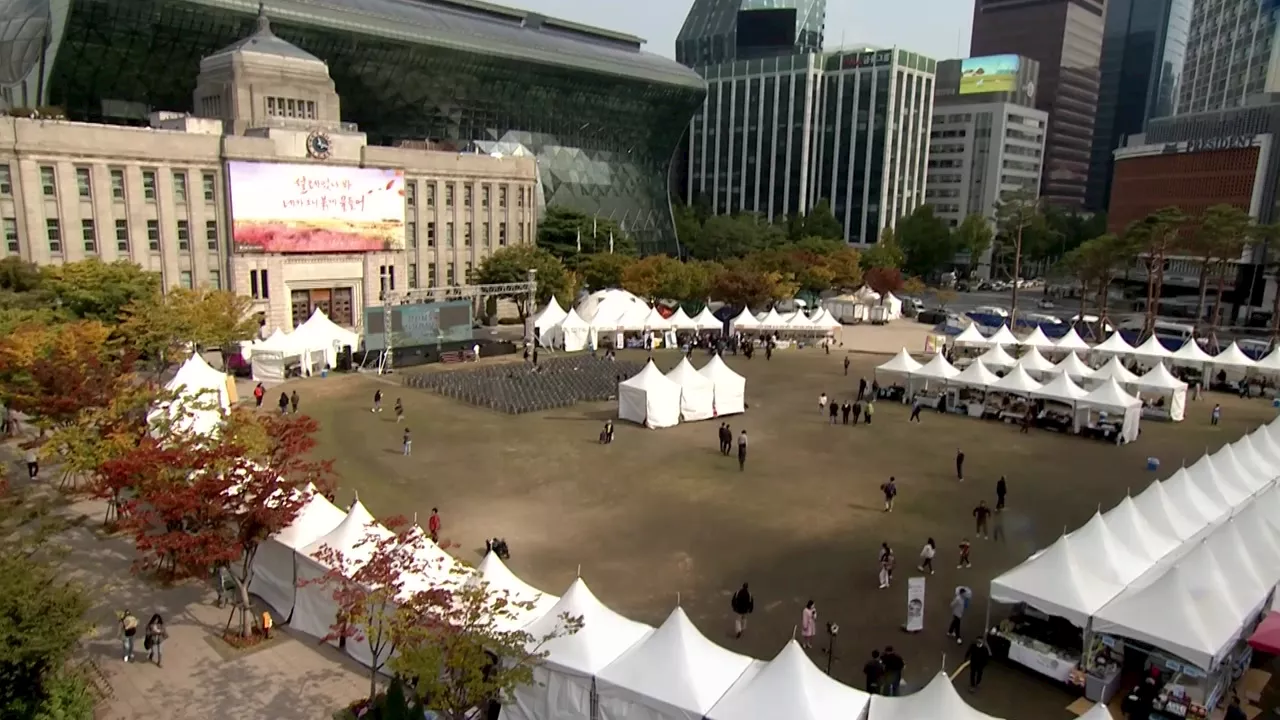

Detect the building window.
xmin=499 ymin=185 xmax=508 ymax=208
xmin=519 ymin=223 xmax=526 ymax=244
xmin=426 ymin=221 xmax=436 ymax=247
xmin=46 ymin=218 xmax=61 ymax=253
xmin=428 ymin=262 xmax=437 ymax=288
xmin=115 ymin=220 xmax=129 ymax=252
xmin=209 ymin=269 xmax=221 ymax=289
xmin=179 ymin=271 xmax=193 ymax=289
xmin=173 ymin=172 xmax=188 ymax=204
xmin=0 ymin=165 xmax=11 ymax=195
xmin=481 ymin=184 xmax=490 ymax=208
xmin=202 ymin=172 xmax=216 ymax=202
xmin=464 ymin=222 xmax=472 ymax=247
xmin=406 ymin=182 xmax=416 ymax=207
xmin=75 ymin=167 xmax=91 ymax=198
xmin=110 ymin=169 xmax=125 ymax=199
xmin=446 ymin=264 xmax=455 ymax=285
xmin=446 ymin=222 xmax=454 ymax=247
xmin=464 ymin=185 xmax=472 ymax=207
xmin=409 ymin=262 xmax=418 ymax=289
xmin=426 ymin=184 xmax=436 ymax=207
xmin=407 ymin=220 xmax=416 ymax=248
xmin=40 ymin=166 xmax=55 ymax=196
xmin=206 ymin=220 xmax=218 ymax=251
xmin=250 ymin=269 xmax=269 ymax=299
xmin=517 ymin=187 xmax=525 ymax=207
xmin=465 ymin=261 xmax=473 ymax=283
xmin=142 ymin=170 xmax=157 ymax=201
xmin=445 ymin=183 xmax=454 ymax=207
xmin=177 ymin=220 xmax=190 ymax=251
xmin=379 ymin=264 xmax=396 ymax=295
xmin=482 ymin=222 xmax=490 ymax=246
xmin=4 ymin=217 xmax=18 ymax=253
xmin=81 ymin=219 xmax=96 ymax=253
xmin=499 ymin=222 xmax=507 ymax=246
xmin=147 ymin=220 xmax=160 ymax=251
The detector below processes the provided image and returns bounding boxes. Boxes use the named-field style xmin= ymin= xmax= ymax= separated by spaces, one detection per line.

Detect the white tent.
xmin=1161 ymin=467 xmax=1226 ymax=528
xmin=1169 ymin=339 xmax=1213 ymax=368
xmin=1231 ymin=437 xmax=1279 ymax=489
xmin=985 ymin=325 xmax=1020 ymax=347
xmin=1101 ymin=496 xmax=1180 ymax=566
xmin=757 ymin=308 xmax=788 ymax=331
xmin=953 ymin=324 xmax=988 ymax=348
xmin=729 ymin=308 xmax=761 ymax=333
xmin=1068 ymin=512 xmax=1150 ymax=586
xmin=911 ymin=353 xmax=960 ymax=383
xmin=596 ymin=607 xmax=755 ymax=720
xmin=1079 ymin=378 xmax=1142 ymax=443
xmin=1131 ymin=477 xmax=1205 ymax=542
xmin=248 ymin=487 xmax=346 ymax=618
xmin=666 ymin=357 xmax=717 ymax=422
xmin=877 ymin=349 xmax=923 ymax=378
xmin=1079 ymin=704 xmax=1118 ymax=720
xmin=1088 ymin=356 xmax=1140 ymax=385
xmin=666 ymin=308 xmax=698 ymax=331
xmin=1131 ymin=362 xmax=1187 ymax=422
xmin=475 ymin=553 xmax=560 ymax=632
xmin=699 ymin=355 xmax=746 ymax=416
xmin=882 ymin=292 xmax=904 ymax=319
xmin=706 ymin=641 xmax=870 ymax=720
xmin=869 ymin=672 xmax=1003 ymax=720
xmin=251 ymin=329 xmax=325 ymax=382
xmin=1247 ymin=426 xmax=1280 ymax=467
xmin=1185 ymin=455 xmax=1247 ymax=517
xmin=291 ymin=501 xmax=393 ymax=654
xmin=974 ymin=344 xmax=1017 ymax=370
xmin=1018 ymin=325 xmax=1057 ymax=350
xmin=617 ymin=303 xmax=654 ymax=332
xmin=1092 ymin=333 xmax=1135 ymax=357
xmin=692 ymin=307 xmax=725 ymax=332
xmin=578 ymin=289 xmax=647 ymax=326
xmin=989 ymin=366 xmax=1042 ymax=395
xmin=951 ymin=359 xmax=1000 ymax=389
xmin=1050 ymin=352 xmax=1093 ymax=381
xmin=293 ymin=307 xmax=360 ymax=367
xmin=1031 ymin=371 xmax=1089 ymax=404
xmin=1212 ymin=341 xmax=1256 ymax=370
xmin=619 ymin=361 xmax=683 ymax=429
xmin=532 ymin=297 xmax=568 ymax=347
xmin=559 ymin=309 xmax=591 ymax=352
xmin=640 ymin=307 xmax=672 ymax=331
xmin=1255 ymin=347 xmax=1280 ymax=376
xmin=1054 ymin=327 xmax=1091 ymax=353
xmin=990 ymin=533 xmax=1126 ymax=627
xmin=785 ymin=310 xmax=815 ymax=331
xmin=808 ymin=308 xmax=843 ymax=332
xmin=502 ymin=579 xmax=652 ymax=720
xmin=1014 ymin=346 xmax=1057 ymax=376
xmin=151 ymin=353 xmax=233 ymax=437
xmin=1130 ymin=335 xmax=1174 ymax=361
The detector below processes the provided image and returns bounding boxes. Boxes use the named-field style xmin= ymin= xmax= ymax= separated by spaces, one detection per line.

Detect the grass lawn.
xmin=290 ymin=349 xmax=1275 ymax=719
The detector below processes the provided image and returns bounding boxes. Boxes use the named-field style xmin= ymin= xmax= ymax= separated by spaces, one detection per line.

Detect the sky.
xmin=507 ymin=0 xmax=974 ymax=61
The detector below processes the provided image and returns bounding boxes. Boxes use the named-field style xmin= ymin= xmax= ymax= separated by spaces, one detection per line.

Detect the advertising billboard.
xmin=228 ymin=162 xmax=405 ymax=253
xmin=362 ymin=301 xmax=474 ymax=351
xmin=959 ymin=55 xmax=1020 ymax=95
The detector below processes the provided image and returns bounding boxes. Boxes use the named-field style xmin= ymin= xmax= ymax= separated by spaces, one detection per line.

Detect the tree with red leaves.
xmin=864 ymin=266 xmax=905 ymax=297
xmin=102 ymin=409 xmax=334 ymax=637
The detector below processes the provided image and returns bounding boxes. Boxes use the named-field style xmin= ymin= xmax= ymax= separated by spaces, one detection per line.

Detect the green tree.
xmin=1066 ymin=234 xmax=1128 ymax=326
xmin=474 ymin=245 xmax=572 ymax=317
xmin=862 ymin=227 xmax=905 ymax=270
xmin=621 ymin=255 xmax=690 ymax=301
xmin=800 ymin=199 xmax=844 ymax=240
xmin=577 ymin=253 xmax=635 ymax=292
xmin=672 ymin=201 xmax=703 ymax=256
xmin=683 ymin=260 xmax=723 ymax=303
xmin=953 ymin=214 xmax=994 ymax=274
xmin=535 ymin=206 xmax=636 ymax=264
xmin=1185 ymin=205 xmax=1252 ymax=335
xmin=993 ymin=187 xmax=1043 ymax=324
xmin=119 ymin=288 xmax=258 ymax=375
xmin=1125 ymin=207 xmax=1187 ymax=337
xmin=40 ymin=259 xmax=161 ymax=323
xmin=895 ymin=205 xmax=956 ymax=279
xmin=688 ymin=214 xmax=777 ymax=261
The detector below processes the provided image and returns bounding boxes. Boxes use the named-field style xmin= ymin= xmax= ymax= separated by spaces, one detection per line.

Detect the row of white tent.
xmin=957 ymin=323 xmax=1280 ymax=375
xmin=727 ymin=306 xmax=843 ymax=334
xmin=248 ymin=483 xmax=1119 ymax=720
xmin=533 ymin=296 xmax=727 ymax=351
xmin=991 ymin=417 xmax=1280 ymax=671
xmin=618 ymin=357 xmax=747 ymax=428
xmin=240 ymin=308 xmax=361 ymax=381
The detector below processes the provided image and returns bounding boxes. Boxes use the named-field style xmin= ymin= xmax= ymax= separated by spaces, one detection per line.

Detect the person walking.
xmin=909 ymin=397 xmax=923 ymax=422
xmin=864 ymin=401 xmax=874 ymax=425
xmin=372 ymin=389 xmax=383 ymax=413
xmin=120 ymin=609 xmax=139 ymax=662
xmin=801 ymin=600 xmax=818 ymax=649
xmin=253 ymin=382 xmax=265 ymax=408
xmin=402 ymin=428 xmax=412 ymax=456
xmin=723 ymin=424 xmax=733 ymax=456
xmin=716 ymin=423 xmax=726 ymax=454
xmin=947 ymin=588 xmax=967 ymax=643
xmin=737 ymin=430 xmax=748 ymax=471
xmin=278 ymin=392 xmax=289 ymax=415
xmin=881 ymin=477 xmax=897 ymax=512
xmin=958 ymin=537 xmax=972 ymax=569
xmin=955 ymin=448 xmax=965 ymax=481
xmin=730 ymin=583 xmax=754 ymax=638
xmin=851 ymin=399 xmax=862 ymax=425
xmin=145 ymin=614 xmax=168 ymax=667
xmin=818 ymin=392 xmax=828 ymax=415
xmin=25 ymin=445 xmax=38 ymax=480
xmin=995 ymin=476 xmax=1007 ymax=511
xmin=878 ymin=543 xmax=895 ymax=589
xmin=1211 ymin=403 xmax=1221 ymax=425
xmin=918 ymin=537 xmax=936 ymax=574
xmin=857 ymin=377 xmax=867 ymax=401
xmin=828 ymin=401 xmax=840 ymax=425
xmin=965 ymin=637 xmax=991 ymax=692
xmin=882 ymin=645 xmax=905 ymax=696
xmin=841 ymin=401 xmax=852 ymax=425
xmin=290 ymin=390 xmax=300 ymax=414
xmin=395 ymin=398 xmax=404 ymax=423
xmin=863 ymin=650 xmax=885 ymax=694
xmin=844 ymin=357 xmax=851 ymax=376
xmin=973 ymin=501 xmax=991 ymax=539
xmin=428 ymin=507 xmax=441 ymax=543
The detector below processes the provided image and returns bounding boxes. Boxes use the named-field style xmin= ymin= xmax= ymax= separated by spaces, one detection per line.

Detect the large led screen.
xmin=960 ymin=55 xmax=1020 ymax=95
xmin=228 ymin=162 xmax=405 ymax=253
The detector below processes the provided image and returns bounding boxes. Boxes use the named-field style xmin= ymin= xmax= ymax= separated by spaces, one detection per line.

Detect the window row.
xmin=11 ymin=165 xmax=218 ymax=205
xmin=6 ymin=217 xmax=221 ymax=256
xmin=405 ymin=181 xmax=531 ymax=210
xmin=266 ymin=97 xmax=317 ymax=120
xmin=402 ymin=220 xmax=531 ymax=248
xmin=406 ymin=261 xmax=474 ymax=289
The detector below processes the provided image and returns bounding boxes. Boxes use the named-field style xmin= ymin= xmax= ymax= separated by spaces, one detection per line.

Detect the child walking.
xmin=918 ymin=538 xmax=936 ymax=574
xmin=957 ymin=538 xmax=972 ymax=569
xmin=395 ymin=398 xmax=404 ymax=423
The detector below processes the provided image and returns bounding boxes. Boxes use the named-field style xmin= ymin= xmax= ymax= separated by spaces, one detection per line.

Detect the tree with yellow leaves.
xmin=119 ymin=288 xmax=258 ymax=375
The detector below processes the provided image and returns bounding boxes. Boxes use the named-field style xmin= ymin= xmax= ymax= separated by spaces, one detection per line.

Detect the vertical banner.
xmin=905 ymin=576 xmax=926 ymax=632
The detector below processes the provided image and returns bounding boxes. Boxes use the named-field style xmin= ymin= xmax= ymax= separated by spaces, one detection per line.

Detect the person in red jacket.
xmin=428 ymin=507 xmax=441 ymax=543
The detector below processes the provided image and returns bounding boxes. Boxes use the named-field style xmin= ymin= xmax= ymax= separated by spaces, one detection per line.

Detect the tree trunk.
xmin=1010 ymin=225 xmax=1023 ymax=326
xmin=1193 ymin=259 xmax=1211 ymax=337
xmin=1143 ymin=258 xmax=1159 ymax=337
xmin=1210 ymin=260 xmax=1230 ymax=345
xmin=1078 ymin=279 xmax=1089 ymax=324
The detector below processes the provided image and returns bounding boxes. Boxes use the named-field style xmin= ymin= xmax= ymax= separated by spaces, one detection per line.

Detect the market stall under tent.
xmin=808 ymin=308 xmax=843 ymax=332
xmin=692 ymin=307 xmax=725 ymax=332
xmin=1131 ymin=363 xmax=1187 ymax=422
xmin=953 ymin=324 xmax=988 ymax=347
xmin=868 ymin=672 xmax=1003 ymax=720
xmin=1054 ymin=327 xmax=1092 ymax=354
xmin=1078 ymin=379 xmax=1142 ymax=443
xmin=908 ymin=354 xmax=960 ymax=395
xmin=876 ymin=348 xmax=923 ymax=378
xmin=666 ymin=307 xmax=698 ymax=331
xmin=665 ymin=357 xmax=716 ymax=422
xmin=974 ymin=344 xmax=1017 ymax=371
xmin=292 ymin=308 xmax=360 ymax=367
xmin=951 ymin=359 xmax=1001 ymax=389
xmin=989 ymin=532 xmax=1126 ymax=628
xmin=1051 ymin=352 xmax=1093 ymax=382
xmin=986 ymin=325 xmax=1020 ymax=347
xmin=729 ymin=308 xmax=761 ymax=333
xmin=757 ymin=308 xmax=788 ymax=331
xmin=1256 ymin=347 xmax=1280 ymax=376
xmin=1092 ymin=333 xmax=1135 ymax=357
xmin=989 ymin=366 xmax=1043 ymax=395
xmin=1019 ymin=325 xmax=1056 ymax=350
xmin=1032 ymin=372 xmax=1089 ymax=404
xmin=640 ymin=307 xmax=671 ymax=331
xmin=705 ymin=641 xmax=870 ymax=720
xmin=698 ymin=355 xmax=747 ymax=416
xmin=618 ymin=361 xmax=683 ymax=429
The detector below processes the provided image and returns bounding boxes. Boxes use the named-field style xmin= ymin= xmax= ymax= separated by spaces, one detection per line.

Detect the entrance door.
xmin=332 ymin=288 xmax=354 ymax=327
xmin=311 ymin=288 xmax=332 ymax=321
xmin=290 ymin=290 xmax=311 ymax=328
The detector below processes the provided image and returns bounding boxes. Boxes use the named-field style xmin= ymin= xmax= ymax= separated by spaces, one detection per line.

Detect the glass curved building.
xmin=0 ymin=0 xmax=706 ymax=253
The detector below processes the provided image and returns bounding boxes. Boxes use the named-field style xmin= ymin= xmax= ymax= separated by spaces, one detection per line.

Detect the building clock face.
xmin=306 ymin=130 xmax=332 ymax=159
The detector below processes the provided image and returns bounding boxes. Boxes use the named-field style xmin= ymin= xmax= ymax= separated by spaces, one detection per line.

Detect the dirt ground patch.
xmin=286 ymin=349 xmax=1275 ymax=719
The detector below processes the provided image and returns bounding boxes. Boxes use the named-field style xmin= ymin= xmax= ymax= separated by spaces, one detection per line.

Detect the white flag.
xmin=609 ymin=231 xmax=614 ymax=254
xmin=576 ymin=229 xmax=581 ymax=252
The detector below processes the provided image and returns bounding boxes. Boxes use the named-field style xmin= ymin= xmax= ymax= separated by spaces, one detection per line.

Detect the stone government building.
xmin=0 ymin=0 xmax=706 ymax=255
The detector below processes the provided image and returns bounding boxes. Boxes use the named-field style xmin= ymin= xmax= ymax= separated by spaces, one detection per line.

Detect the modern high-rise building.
xmin=1176 ymin=0 xmax=1280 ymax=115
xmin=0 ymin=0 xmax=705 ymax=254
xmin=676 ymin=0 xmax=825 ymax=66
xmin=971 ymin=0 xmax=1105 ymax=208
xmin=679 ymin=47 xmax=936 ymax=244
xmin=926 ymin=57 xmax=1048 ymax=277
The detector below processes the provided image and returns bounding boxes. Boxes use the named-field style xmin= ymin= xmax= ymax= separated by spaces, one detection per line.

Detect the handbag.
xmin=144 ymin=636 xmax=153 ymax=650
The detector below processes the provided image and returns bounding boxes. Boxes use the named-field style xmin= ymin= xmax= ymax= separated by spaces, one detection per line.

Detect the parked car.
xmin=1037 ymin=298 xmax=1056 ymax=309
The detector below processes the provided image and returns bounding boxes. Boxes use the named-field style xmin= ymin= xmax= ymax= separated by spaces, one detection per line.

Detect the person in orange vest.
xmin=261 ymin=611 xmax=273 ymax=640
xmin=253 ymin=382 xmax=265 ymax=408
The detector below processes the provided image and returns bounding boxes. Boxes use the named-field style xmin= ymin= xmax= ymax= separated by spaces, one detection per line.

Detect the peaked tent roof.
xmin=1079 ymin=703 xmax=1118 ymax=720
xmin=729 ymin=308 xmax=761 ymax=330
xmin=166 ymin=353 xmax=231 ymax=401
xmin=639 ymin=306 xmax=671 ymax=329
xmin=1133 ymin=362 xmax=1187 ymax=392
xmin=1019 ymin=325 xmax=1057 ymax=349
xmin=912 ymin=353 xmax=960 ymax=380
xmin=1055 ymin=327 xmax=1091 ymax=352
xmin=620 ymin=360 xmax=683 ymax=394
xmin=1189 ymin=452 xmax=1251 ymax=507
xmin=1093 ymin=332 xmax=1136 ymax=355
xmin=975 ymin=344 xmax=1017 ymax=370
xmin=953 ymin=324 xmax=989 ymax=347
xmin=1080 ymin=378 xmax=1141 ymax=411
xmin=1212 ymin=442 xmax=1270 ymax=494
xmin=877 ymin=349 xmax=924 ymax=375
xmin=1170 ymin=339 xmax=1213 ymax=365
xmin=1015 ymin=346 xmax=1056 ymax=374
xmin=666 ymin=307 xmax=698 ymax=330
xmin=809 ymin=308 xmax=843 ymax=330
xmin=1102 ymin=496 xmax=1180 ymax=565
xmin=667 ymin=357 xmax=716 ymax=391
xmin=1068 ymin=512 xmax=1151 ymax=585
xmin=597 ymin=607 xmax=755 ymax=717
xmin=1236 ymin=435 xmax=1280 ymax=482
xmin=1161 ymin=467 xmax=1226 ymax=528
xmin=1212 ymin=341 xmax=1256 ymax=368
xmin=869 ymin=672 xmax=1003 ymax=720
xmin=786 ymin=310 xmax=815 ymax=329
xmin=1247 ymin=427 xmax=1280 ymax=467
xmin=692 ymin=307 xmax=725 ymax=331
xmin=758 ymin=308 xmax=788 ymax=330
xmin=1051 ymin=352 xmax=1093 ymax=380
xmin=475 ymin=553 xmax=560 ymax=631
xmin=299 ymin=500 xmax=392 ymax=570
xmin=523 ymin=578 xmax=652 ymax=676
xmin=699 ymin=354 xmax=747 ymax=385
xmin=532 ymin=297 xmax=567 ymax=328
xmin=990 ymin=533 xmax=1125 ymax=626
xmin=990 ymin=365 xmax=1042 ymax=394
xmin=294 ymin=307 xmax=360 ymax=348
xmin=1131 ymin=478 xmax=1205 ymax=541
xmin=271 ymin=488 xmax=347 ymax=550
xmin=986 ymin=325 xmax=1020 ymax=346
xmin=560 ymin=307 xmax=590 ymax=329
xmin=1031 ymin=371 xmax=1089 ymax=403
xmin=1089 ymin=356 xmax=1140 ymax=384
xmin=706 ymin=641 xmax=870 ymax=720
xmin=951 ymin=359 xmax=1001 ymax=388
xmin=1131 ymin=335 xmax=1174 ymax=359
xmin=1256 ymin=347 xmax=1280 ymax=374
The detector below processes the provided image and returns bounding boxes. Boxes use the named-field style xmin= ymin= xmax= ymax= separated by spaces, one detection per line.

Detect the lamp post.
xmin=824 ymin=621 xmax=840 ymax=675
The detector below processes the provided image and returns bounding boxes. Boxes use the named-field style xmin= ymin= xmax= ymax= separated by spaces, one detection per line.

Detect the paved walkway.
xmin=7 ymin=441 xmax=367 ymax=720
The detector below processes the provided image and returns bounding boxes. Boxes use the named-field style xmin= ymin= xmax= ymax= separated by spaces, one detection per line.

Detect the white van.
xmin=1117 ymin=318 xmax=1194 ymax=345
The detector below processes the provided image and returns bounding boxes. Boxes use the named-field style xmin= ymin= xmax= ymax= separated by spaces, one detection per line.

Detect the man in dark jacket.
xmin=881 ymin=645 xmax=905 ymax=695
xmin=731 ymin=583 xmax=754 ymax=638
xmin=965 ymin=638 xmax=991 ymax=693
xmin=863 ymin=650 xmax=885 ymax=694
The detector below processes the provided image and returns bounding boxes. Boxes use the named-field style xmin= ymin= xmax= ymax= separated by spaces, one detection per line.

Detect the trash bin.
xmin=1146 ymin=457 xmax=1160 ymax=471
xmin=321 ymin=368 xmax=328 ymax=378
